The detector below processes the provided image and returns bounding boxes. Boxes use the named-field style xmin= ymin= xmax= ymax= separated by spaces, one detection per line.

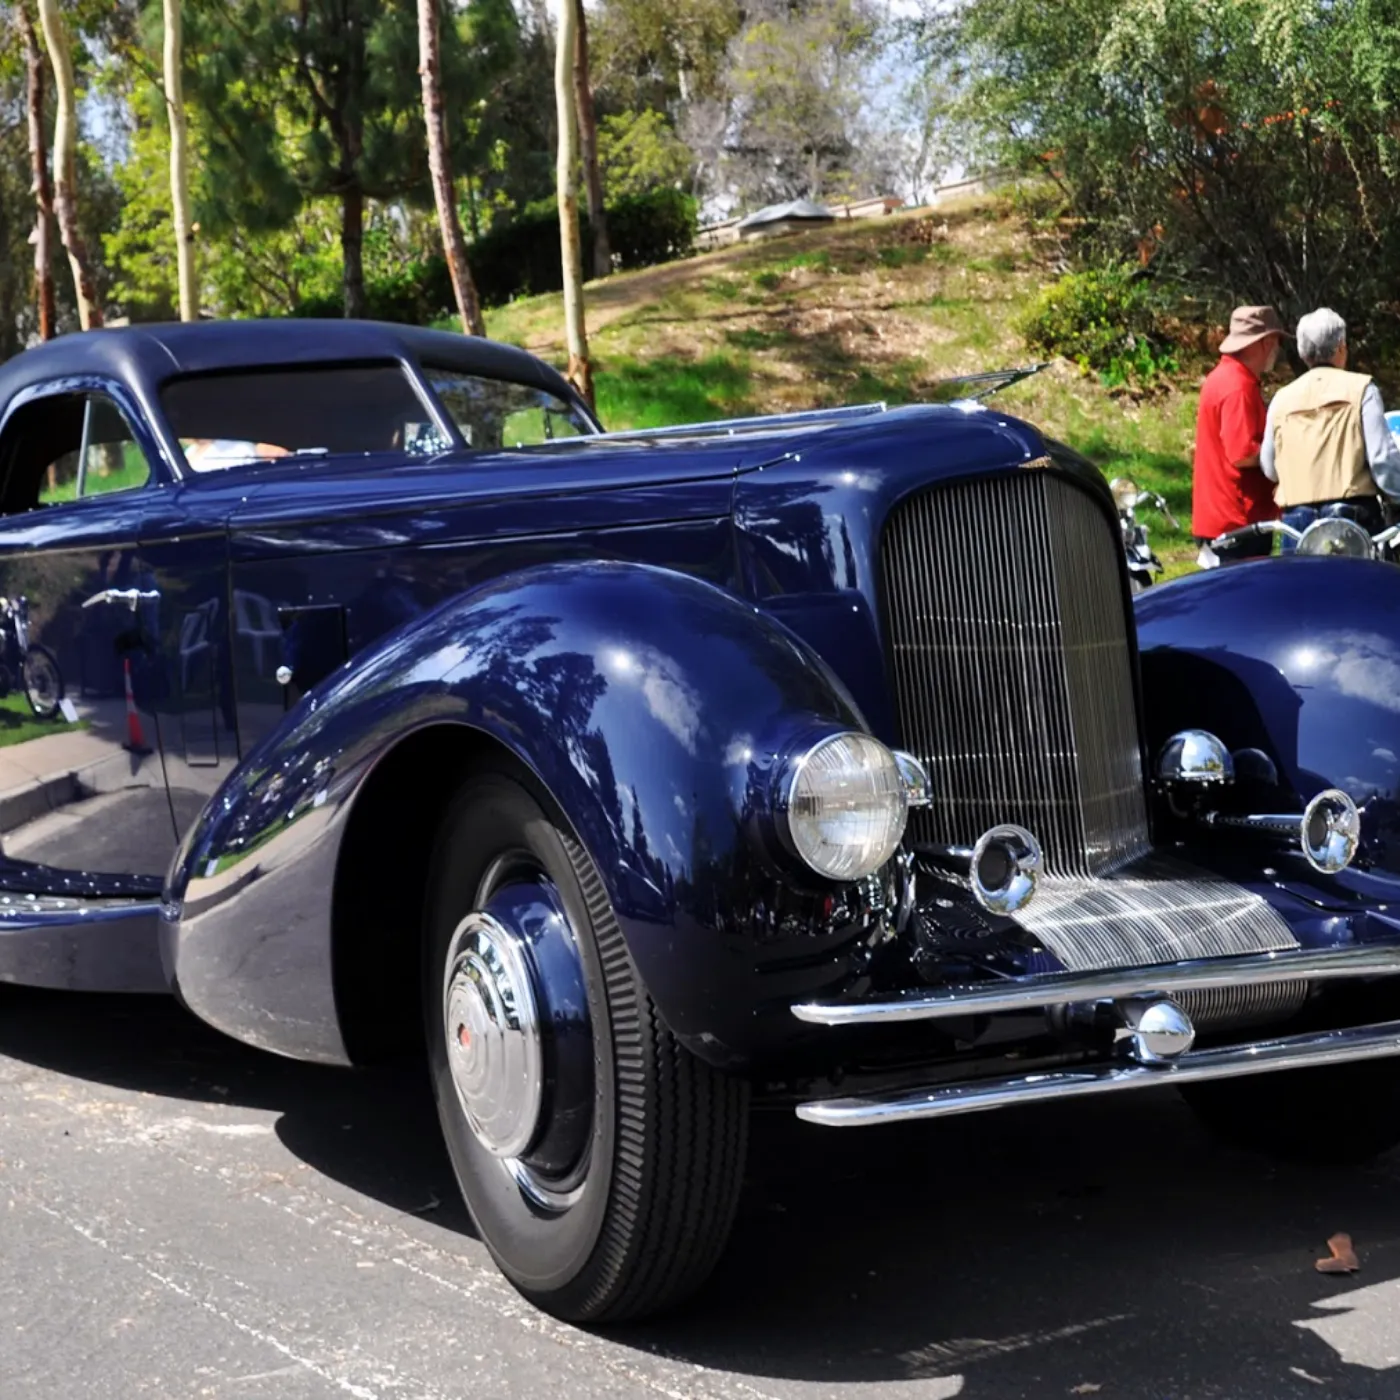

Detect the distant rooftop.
xmin=734 ymin=199 xmax=836 ymax=231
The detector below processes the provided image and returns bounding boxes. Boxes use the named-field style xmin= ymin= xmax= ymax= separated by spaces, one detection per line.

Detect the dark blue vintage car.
xmin=3 ymin=320 xmax=1400 ymax=1321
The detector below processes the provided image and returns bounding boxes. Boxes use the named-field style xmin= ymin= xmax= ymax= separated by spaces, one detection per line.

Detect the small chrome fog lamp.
xmin=1158 ymin=730 xmax=1235 ymax=786
xmin=1302 ymin=788 xmax=1361 ymax=874
xmin=1297 ymin=517 xmax=1372 ymax=559
xmin=970 ymin=823 xmax=1043 ymax=915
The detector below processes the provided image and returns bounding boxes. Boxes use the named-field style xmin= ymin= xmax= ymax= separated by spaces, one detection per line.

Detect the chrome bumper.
xmin=791 ymin=945 xmax=1400 ymax=1026
xmin=798 ymin=1018 xmax=1400 ymax=1126
xmin=792 ymin=944 xmax=1400 ymax=1127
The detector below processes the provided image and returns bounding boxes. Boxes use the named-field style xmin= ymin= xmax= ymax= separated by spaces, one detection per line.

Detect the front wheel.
xmin=22 ymin=646 xmax=63 ymax=719
xmin=425 ymin=772 xmax=749 ymax=1322
xmin=1181 ymin=1059 xmax=1400 ymax=1164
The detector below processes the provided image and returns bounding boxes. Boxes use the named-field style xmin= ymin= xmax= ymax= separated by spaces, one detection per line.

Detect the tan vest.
xmin=1270 ymin=366 xmax=1376 ymax=506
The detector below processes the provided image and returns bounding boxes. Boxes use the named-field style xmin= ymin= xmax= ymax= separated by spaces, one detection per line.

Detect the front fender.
xmin=163 ymin=561 xmax=865 ymax=1065
xmin=1136 ymin=557 xmax=1400 ymax=873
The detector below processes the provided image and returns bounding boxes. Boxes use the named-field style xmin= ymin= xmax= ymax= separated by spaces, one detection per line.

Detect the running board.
xmin=790 ymin=945 xmax=1400 ymax=1027
xmin=797 ymin=1018 xmax=1400 ymax=1126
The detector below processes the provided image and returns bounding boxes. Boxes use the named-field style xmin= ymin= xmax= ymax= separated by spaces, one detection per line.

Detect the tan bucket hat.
xmin=1219 ymin=305 xmax=1290 ymax=354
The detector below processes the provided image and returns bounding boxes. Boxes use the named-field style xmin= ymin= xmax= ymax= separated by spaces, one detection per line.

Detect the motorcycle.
xmin=1212 ymin=513 xmax=1400 ymax=562
xmin=1110 ymin=476 xmax=1178 ymax=592
xmin=0 ymin=596 xmax=64 ymax=719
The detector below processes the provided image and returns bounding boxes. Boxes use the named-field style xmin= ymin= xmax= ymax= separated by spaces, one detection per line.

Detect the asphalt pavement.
xmin=3 ymin=986 xmax=1400 ymax=1399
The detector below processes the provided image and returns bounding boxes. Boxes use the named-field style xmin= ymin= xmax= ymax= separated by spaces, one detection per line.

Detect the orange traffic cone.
xmin=121 ymin=656 xmax=152 ymax=756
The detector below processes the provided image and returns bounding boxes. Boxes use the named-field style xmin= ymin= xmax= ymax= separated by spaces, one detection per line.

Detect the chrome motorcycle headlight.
xmin=1109 ymin=476 xmax=1139 ymax=511
xmin=783 ymin=732 xmax=908 ymax=881
xmin=1297 ymin=517 xmax=1372 ymax=559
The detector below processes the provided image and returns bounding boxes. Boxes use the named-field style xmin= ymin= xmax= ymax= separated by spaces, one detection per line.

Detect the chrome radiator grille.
xmin=882 ymin=472 xmax=1150 ymax=877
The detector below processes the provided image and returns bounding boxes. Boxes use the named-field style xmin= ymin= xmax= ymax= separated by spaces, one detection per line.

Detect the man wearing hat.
xmin=1191 ymin=305 xmax=1288 ymax=564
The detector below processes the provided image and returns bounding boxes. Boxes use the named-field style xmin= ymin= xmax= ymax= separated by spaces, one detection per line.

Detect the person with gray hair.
xmin=1261 ymin=306 xmax=1400 ymax=533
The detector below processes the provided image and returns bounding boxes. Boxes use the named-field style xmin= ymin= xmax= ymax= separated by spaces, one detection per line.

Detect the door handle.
xmin=82 ymin=588 xmax=162 ymax=612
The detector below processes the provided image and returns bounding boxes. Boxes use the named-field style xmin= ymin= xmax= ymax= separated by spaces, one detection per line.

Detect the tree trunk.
xmin=574 ymin=0 xmax=611 ymax=281
xmin=19 ymin=4 xmax=55 ymax=341
xmin=163 ymin=0 xmax=197 ymax=321
xmin=554 ymin=0 xmax=593 ymax=404
xmin=417 ymin=0 xmax=486 ymax=336
xmin=36 ymin=0 xmax=102 ymax=329
xmin=341 ymin=184 xmax=366 ymax=318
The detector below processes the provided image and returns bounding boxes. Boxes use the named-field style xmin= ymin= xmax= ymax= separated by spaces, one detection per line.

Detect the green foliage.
xmin=590 ymin=0 xmax=744 ymax=112
xmin=1018 ymin=266 xmax=1178 ymax=384
xmin=452 ymin=189 xmax=698 ymax=309
xmin=922 ymin=0 xmax=1400 ymax=341
xmin=606 ymin=188 xmax=697 ymax=266
xmin=596 ymin=111 xmax=693 ymax=200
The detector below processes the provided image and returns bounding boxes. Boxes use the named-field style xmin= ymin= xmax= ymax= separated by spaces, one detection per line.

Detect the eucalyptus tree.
xmin=554 ymin=0 xmax=592 ymax=402
xmin=418 ymin=0 xmax=485 ymax=335
xmin=36 ymin=0 xmax=102 ymax=327
xmin=15 ymin=2 xmax=54 ymax=339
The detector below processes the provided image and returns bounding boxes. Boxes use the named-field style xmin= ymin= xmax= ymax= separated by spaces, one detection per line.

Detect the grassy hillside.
xmin=484 ymin=196 xmax=1207 ymax=578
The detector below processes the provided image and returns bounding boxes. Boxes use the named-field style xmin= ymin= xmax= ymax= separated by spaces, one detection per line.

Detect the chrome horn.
xmin=923 ymin=823 xmax=1044 ymax=915
xmin=970 ymin=824 xmax=1043 ymax=914
xmin=1202 ymin=787 xmax=1362 ymax=874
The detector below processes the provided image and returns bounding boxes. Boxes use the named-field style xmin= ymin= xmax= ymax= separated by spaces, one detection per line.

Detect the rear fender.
xmin=162 ymin=561 xmax=864 ymax=1065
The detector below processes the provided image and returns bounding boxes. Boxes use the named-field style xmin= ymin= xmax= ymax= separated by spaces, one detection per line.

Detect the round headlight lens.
xmin=1109 ymin=476 xmax=1139 ymax=511
xmin=784 ymin=732 xmax=908 ymax=881
xmin=1297 ymin=517 xmax=1372 ymax=558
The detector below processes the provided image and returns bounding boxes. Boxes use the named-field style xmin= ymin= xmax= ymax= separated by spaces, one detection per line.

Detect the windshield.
xmin=422 ymin=366 xmax=593 ymax=448
xmin=161 ymin=363 xmax=452 ymax=471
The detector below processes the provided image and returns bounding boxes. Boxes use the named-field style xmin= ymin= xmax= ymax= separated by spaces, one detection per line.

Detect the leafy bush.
xmin=291 ymin=256 xmax=455 ymax=323
xmin=462 ymin=188 xmax=697 ymax=307
xmin=606 ymin=189 xmax=697 ymax=269
xmin=291 ymin=189 xmax=698 ymax=318
xmin=1018 ymin=265 xmax=1176 ymax=383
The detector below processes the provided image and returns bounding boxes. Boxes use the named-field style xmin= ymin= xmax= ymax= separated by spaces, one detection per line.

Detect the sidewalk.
xmin=0 ymin=728 xmax=161 ymax=837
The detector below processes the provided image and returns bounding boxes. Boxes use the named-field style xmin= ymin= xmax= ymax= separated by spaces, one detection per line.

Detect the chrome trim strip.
xmin=580 ymin=402 xmax=889 ymax=442
xmin=797 ymin=1017 xmax=1400 ymax=1126
xmin=790 ymin=944 xmax=1400 ymax=1026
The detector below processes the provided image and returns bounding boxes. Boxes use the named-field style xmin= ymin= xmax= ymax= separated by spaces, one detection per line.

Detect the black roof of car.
xmin=0 ymin=320 xmax=582 ymax=409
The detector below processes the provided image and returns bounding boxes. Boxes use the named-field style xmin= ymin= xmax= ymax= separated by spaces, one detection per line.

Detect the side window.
xmin=0 ymin=391 xmax=151 ymax=515
xmin=422 ymin=366 xmax=591 ymax=450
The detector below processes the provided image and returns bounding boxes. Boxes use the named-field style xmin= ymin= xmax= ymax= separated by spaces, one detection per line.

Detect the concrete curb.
xmin=0 ymin=750 xmax=156 ymax=838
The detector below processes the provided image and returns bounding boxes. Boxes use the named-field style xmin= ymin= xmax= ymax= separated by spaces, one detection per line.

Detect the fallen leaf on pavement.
xmin=1070 ymin=1387 xmax=1102 ymax=1395
xmin=1315 ymin=1232 xmax=1360 ymax=1273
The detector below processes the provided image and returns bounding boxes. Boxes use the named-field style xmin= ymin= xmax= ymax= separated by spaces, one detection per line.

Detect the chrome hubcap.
xmin=443 ymin=912 xmax=543 ymax=1159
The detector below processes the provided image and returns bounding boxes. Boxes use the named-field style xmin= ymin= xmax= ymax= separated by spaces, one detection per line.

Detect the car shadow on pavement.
xmin=3 ymin=984 xmax=1400 ymax=1396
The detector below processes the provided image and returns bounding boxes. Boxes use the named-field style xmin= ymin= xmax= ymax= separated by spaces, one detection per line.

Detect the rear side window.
xmin=160 ymin=364 xmax=450 ymax=471
xmin=422 ymin=366 xmax=592 ymax=449
xmin=0 ymin=391 xmax=151 ymax=514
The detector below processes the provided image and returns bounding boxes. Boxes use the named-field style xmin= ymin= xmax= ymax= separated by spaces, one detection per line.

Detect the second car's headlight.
xmin=782 ymin=732 xmax=908 ymax=881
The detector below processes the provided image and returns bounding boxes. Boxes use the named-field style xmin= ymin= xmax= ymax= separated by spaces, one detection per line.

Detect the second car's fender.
xmin=1136 ymin=556 xmax=1400 ymax=877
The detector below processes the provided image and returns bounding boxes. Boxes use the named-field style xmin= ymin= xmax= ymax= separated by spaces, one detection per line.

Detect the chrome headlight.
xmin=1109 ymin=476 xmax=1139 ymax=511
xmin=782 ymin=732 xmax=908 ymax=881
xmin=1297 ymin=517 xmax=1372 ymax=559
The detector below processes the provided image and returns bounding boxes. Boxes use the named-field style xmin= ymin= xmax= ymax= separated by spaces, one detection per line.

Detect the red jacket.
xmin=1192 ymin=355 xmax=1279 ymax=538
